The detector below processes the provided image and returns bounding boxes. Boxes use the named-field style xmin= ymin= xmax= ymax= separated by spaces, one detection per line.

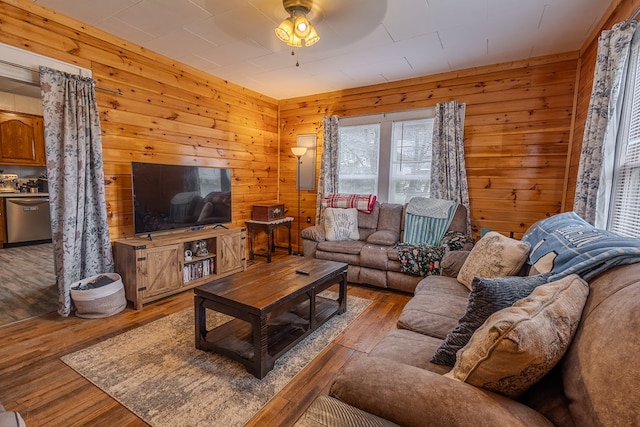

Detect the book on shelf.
xmin=183 ymin=258 xmax=216 ymax=283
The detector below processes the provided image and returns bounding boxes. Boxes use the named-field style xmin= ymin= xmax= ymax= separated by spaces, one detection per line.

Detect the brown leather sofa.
xmin=301 ymin=201 xmax=470 ymax=294
xmin=296 ymin=222 xmax=640 ymax=426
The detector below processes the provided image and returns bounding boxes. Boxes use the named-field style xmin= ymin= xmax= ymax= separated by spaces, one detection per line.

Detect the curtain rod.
xmin=623 ymin=5 xmax=640 ymax=28
xmin=0 ymin=59 xmax=123 ymax=95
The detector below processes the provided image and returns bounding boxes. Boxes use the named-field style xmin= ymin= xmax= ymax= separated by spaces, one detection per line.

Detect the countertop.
xmin=0 ymin=192 xmax=49 ymax=198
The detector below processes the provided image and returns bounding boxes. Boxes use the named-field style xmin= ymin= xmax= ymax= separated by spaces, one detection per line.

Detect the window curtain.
xmin=430 ymin=100 xmax=471 ymax=236
xmin=39 ymin=66 xmax=114 ymax=317
xmin=574 ymin=21 xmax=637 ymax=225
xmin=315 ymin=115 xmax=340 ymax=224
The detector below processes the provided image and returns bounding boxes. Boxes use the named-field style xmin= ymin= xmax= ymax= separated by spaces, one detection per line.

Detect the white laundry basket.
xmin=70 ymin=272 xmax=126 ymax=318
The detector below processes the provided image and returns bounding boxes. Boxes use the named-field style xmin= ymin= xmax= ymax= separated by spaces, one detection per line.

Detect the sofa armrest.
xmin=301 ymin=225 xmax=326 ymax=243
xmin=330 ymin=356 xmax=553 ymax=427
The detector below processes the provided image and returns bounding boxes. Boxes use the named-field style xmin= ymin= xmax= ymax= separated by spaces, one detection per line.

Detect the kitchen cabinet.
xmin=114 ymin=226 xmax=246 ymax=309
xmin=0 ymin=111 xmax=46 ymax=166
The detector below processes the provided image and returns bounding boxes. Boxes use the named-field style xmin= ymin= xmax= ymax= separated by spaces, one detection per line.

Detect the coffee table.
xmin=194 ymin=257 xmax=348 ymax=378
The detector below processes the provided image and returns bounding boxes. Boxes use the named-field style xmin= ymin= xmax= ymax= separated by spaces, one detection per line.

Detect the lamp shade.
xmin=304 ymin=25 xmax=320 ymax=46
xmin=291 ymin=146 xmax=307 ymax=157
xmin=275 ymin=1 xmax=320 ymax=48
xmin=275 ymin=18 xmax=295 ymax=44
xmin=292 ymin=14 xmax=311 ymax=38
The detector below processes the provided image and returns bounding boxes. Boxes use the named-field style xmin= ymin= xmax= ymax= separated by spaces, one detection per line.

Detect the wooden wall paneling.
xmin=0 ymin=0 xmax=279 ymax=244
xmin=279 ymin=55 xmax=578 ymax=240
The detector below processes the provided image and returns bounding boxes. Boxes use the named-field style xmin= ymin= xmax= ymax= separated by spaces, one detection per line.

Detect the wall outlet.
xmin=306 ymin=216 xmax=311 ymax=223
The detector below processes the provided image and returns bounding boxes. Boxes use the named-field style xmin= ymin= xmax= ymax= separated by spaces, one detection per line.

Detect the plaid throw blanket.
xmin=322 ymin=193 xmax=377 ymax=214
xmin=522 ymin=212 xmax=640 ymax=281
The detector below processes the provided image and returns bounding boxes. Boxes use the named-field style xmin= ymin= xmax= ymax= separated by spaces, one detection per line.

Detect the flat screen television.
xmin=131 ymin=162 xmax=232 ymax=235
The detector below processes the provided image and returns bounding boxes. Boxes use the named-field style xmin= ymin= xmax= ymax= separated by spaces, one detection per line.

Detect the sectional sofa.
xmin=301 ymin=201 xmax=471 ymax=294
xmin=296 ymin=213 xmax=640 ymax=426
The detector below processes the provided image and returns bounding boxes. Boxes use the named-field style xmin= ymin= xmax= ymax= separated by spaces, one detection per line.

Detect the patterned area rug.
xmin=62 ymin=294 xmax=371 ymax=427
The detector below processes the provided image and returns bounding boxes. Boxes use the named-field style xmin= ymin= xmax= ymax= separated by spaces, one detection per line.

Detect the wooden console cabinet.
xmin=114 ymin=226 xmax=246 ymax=309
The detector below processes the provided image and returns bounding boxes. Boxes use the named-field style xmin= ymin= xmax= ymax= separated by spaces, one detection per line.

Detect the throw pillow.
xmin=457 ymin=231 xmax=530 ymax=290
xmin=324 ymin=207 xmax=359 ymax=241
xmin=431 ymin=273 xmax=551 ymax=366
xmin=445 ymin=274 xmax=589 ymax=398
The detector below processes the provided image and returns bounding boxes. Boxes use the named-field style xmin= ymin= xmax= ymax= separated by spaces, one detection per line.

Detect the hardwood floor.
xmin=0 ymin=243 xmax=57 ymax=326
xmin=0 ymin=254 xmax=411 ymax=426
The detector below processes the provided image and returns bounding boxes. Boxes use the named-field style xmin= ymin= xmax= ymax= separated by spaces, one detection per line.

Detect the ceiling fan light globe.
xmin=287 ymin=34 xmax=304 ymax=48
xmin=275 ymin=18 xmax=294 ymax=43
xmin=292 ymin=14 xmax=311 ymax=38
xmin=303 ymin=25 xmax=320 ymax=46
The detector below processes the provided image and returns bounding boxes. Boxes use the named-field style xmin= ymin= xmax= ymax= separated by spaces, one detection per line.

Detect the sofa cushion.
xmin=358 ymin=202 xmax=380 ymax=230
xmin=370 ymin=329 xmax=451 ymax=374
xmin=431 ymin=273 xmax=551 ymax=366
xmin=366 ymin=230 xmax=399 ymax=246
xmin=397 ymin=276 xmax=469 ymax=339
xmin=378 ymin=203 xmax=404 ymax=232
xmin=316 ymin=240 xmax=365 ymax=255
xmin=447 ymin=274 xmax=588 ymax=398
xmin=324 ymin=208 xmax=359 ymax=241
xmin=316 ymin=250 xmax=361 ymax=266
xmin=360 ymin=245 xmax=389 ymax=270
xmin=457 ymin=231 xmax=530 ymax=289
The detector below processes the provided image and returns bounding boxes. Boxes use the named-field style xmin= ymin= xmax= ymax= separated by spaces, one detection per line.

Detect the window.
xmin=338 ymin=109 xmax=434 ymax=203
xmin=608 ymin=33 xmax=640 ymax=238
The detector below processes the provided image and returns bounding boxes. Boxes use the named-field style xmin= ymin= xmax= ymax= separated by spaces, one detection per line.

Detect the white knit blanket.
xmin=406 ymin=197 xmax=456 ymax=218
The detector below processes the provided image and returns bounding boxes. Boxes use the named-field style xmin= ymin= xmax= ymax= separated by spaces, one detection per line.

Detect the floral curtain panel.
xmin=315 ymin=115 xmax=340 ymax=224
xmin=39 ymin=66 xmax=114 ymax=317
xmin=430 ymin=100 xmax=471 ymax=236
xmin=574 ymin=21 xmax=637 ymax=225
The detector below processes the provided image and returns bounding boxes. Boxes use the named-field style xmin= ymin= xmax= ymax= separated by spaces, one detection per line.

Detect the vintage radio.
xmin=252 ymin=204 xmax=285 ymax=221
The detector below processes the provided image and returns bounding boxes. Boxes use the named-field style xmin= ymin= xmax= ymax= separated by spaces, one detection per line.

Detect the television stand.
xmin=114 ymin=226 xmax=246 ymax=309
xmin=213 ymin=223 xmax=229 ymax=229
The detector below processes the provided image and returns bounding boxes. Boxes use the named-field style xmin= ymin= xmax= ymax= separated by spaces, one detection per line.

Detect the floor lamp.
xmin=291 ymin=146 xmax=307 ymax=256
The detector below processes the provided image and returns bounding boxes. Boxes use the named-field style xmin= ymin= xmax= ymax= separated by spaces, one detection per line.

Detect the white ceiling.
xmin=31 ymin=0 xmax=612 ymax=100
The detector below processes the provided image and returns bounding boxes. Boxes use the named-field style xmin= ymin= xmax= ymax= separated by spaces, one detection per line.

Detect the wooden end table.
xmin=245 ymin=216 xmax=293 ymax=263
xmin=194 ymin=257 xmax=348 ymax=379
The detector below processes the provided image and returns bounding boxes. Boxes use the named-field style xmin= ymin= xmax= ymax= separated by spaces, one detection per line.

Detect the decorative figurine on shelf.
xmin=192 ymin=240 xmax=208 ymax=257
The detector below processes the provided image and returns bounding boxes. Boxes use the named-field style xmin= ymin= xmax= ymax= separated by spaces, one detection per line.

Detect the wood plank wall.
xmin=0 ymin=0 xmax=279 ymax=241
xmin=566 ymin=0 xmax=640 ymax=209
xmin=279 ymin=54 xmax=579 ymax=241
xmin=1 ymin=0 xmax=592 ymax=247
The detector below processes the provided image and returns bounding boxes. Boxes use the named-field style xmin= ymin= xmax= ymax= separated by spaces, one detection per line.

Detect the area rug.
xmin=62 ymin=293 xmax=371 ymax=427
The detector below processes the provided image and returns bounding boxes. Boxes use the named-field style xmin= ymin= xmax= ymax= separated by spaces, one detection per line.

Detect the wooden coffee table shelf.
xmin=194 ymin=257 xmax=348 ymax=378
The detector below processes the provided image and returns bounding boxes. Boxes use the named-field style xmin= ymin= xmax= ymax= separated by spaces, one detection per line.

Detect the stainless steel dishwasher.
xmin=5 ymin=197 xmax=52 ymax=243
